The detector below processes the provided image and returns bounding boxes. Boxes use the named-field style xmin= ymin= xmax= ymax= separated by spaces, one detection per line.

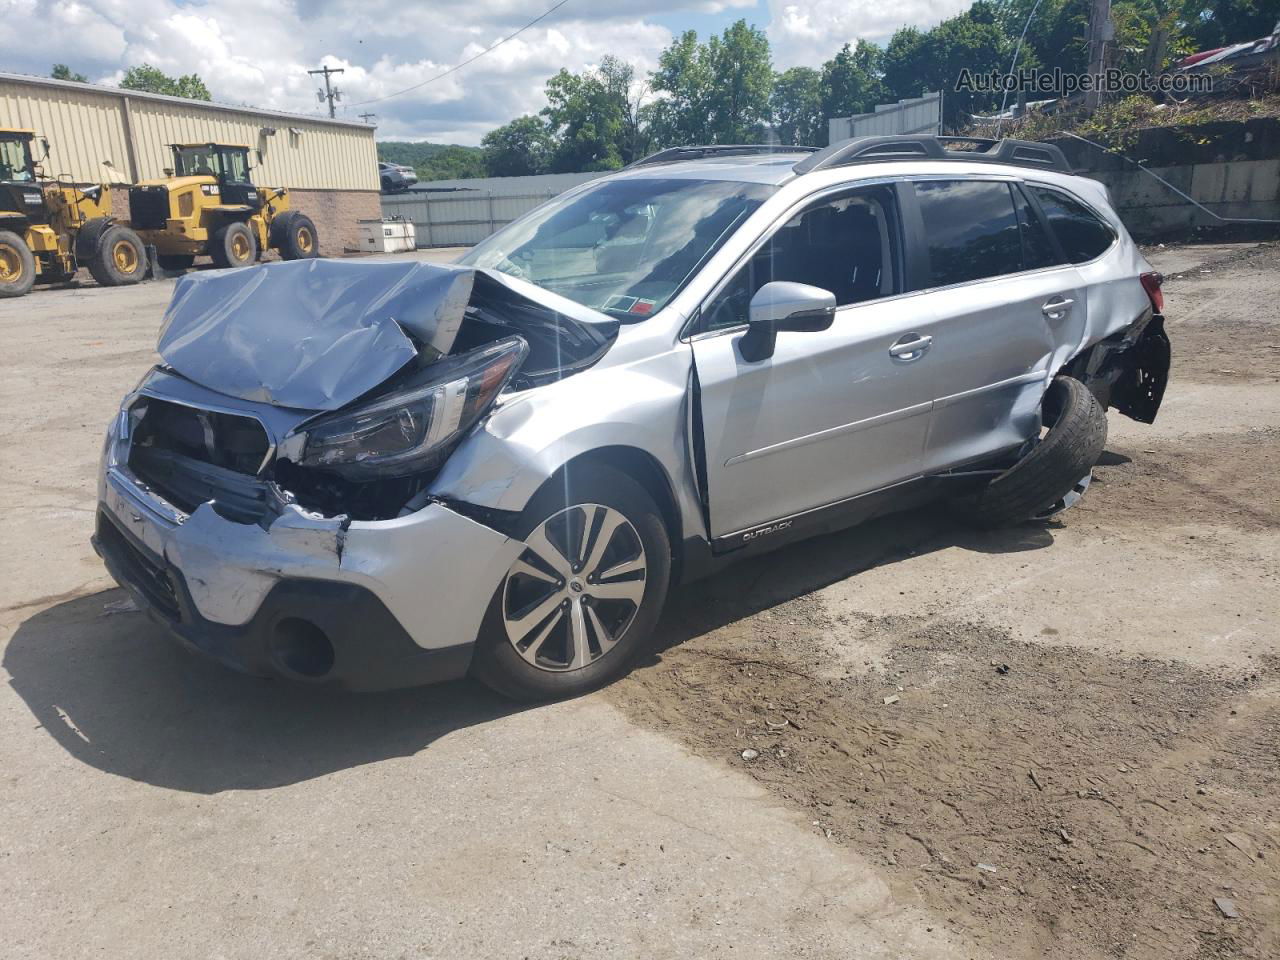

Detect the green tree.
xmin=819 ymin=41 xmax=886 ymax=123
xmin=120 ymin=64 xmax=212 ymax=101
xmin=883 ymin=27 xmax=928 ymax=101
xmin=1179 ymin=0 xmax=1280 ymax=51
xmin=648 ymin=30 xmax=714 ymax=145
xmin=771 ymin=67 xmax=824 ymax=146
xmin=51 ymin=64 xmax=88 ymax=83
xmin=882 ymin=5 xmax=1010 ymax=127
xmin=705 ymin=20 xmax=774 ymax=143
xmin=480 ymin=116 xmax=553 ymax=177
xmin=649 ymin=19 xmax=774 ymax=147
xmin=541 ymin=56 xmax=648 ymax=172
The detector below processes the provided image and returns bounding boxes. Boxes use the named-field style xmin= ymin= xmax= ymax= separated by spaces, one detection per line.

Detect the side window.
xmin=701 ymin=185 xmax=901 ymax=333
xmin=1028 ymin=185 xmax=1115 ymax=263
xmin=1013 ymin=184 xmax=1061 ymax=270
xmin=915 ymin=180 xmax=1023 ymax=287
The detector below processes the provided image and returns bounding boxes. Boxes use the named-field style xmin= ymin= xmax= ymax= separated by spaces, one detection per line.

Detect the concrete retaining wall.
xmin=1050 ymin=118 xmax=1280 ymax=239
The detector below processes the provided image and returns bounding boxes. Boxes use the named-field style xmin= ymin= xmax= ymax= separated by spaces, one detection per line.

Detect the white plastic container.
xmin=358 ymin=217 xmax=416 ymax=254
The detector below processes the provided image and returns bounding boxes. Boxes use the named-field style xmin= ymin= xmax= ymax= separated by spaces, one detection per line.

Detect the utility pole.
xmin=309 ymin=66 xmax=345 ymax=118
xmin=358 ymin=112 xmax=377 ymax=124
xmin=1084 ymin=0 xmax=1111 ymax=111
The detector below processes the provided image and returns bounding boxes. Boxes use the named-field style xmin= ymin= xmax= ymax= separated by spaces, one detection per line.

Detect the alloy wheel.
xmin=502 ymin=503 xmax=646 ymax=672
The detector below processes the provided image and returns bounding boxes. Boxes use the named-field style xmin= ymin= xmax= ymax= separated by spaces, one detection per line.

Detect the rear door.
xmin=901 ymin=178 xmax=1087 ymax=473
xmin=691 ymin=183 xmax=936 ymax=542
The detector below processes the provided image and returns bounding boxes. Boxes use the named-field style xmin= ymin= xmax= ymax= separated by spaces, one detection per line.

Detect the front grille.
xmin=128 ymin=397 xmax=271 ymax=522
xmin=129 ymin=186 xmax=169 ymax=229
xmin=130 ymin=447 xmax=269 ymax=521
xmin=97 ymin=512 xmax=181 ymax=621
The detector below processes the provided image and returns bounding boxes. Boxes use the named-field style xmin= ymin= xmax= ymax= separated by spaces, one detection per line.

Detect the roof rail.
xmin=793 ymin=135 xmax=1071 ymax=175
xmin=628 ymin=144 xmax=819 ymax=169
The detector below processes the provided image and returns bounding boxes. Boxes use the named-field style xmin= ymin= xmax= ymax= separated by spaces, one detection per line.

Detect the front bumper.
xmin=94 ymin=458 xmax=524 ymax=691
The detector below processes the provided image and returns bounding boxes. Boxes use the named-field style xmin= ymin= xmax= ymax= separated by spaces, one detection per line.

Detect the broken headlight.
xmin=288 ymin=337 xmax=527 ymax=478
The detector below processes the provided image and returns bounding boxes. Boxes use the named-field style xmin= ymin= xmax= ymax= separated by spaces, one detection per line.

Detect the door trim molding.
xmin=724 ymin=400 xmax=932 ymax=467
xmin=933 ymin=369 xmax=1045 ymax=410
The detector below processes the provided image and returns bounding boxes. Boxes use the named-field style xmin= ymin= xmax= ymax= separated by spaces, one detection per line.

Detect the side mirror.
xmin=39 ymin=137 xmax=51 ymax=161
xmin=739 ymin=281 xmax=837 ymax=362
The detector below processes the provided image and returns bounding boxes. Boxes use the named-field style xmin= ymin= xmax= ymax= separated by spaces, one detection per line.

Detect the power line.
xmin=349 ymin=0 xmax=573 ymax=107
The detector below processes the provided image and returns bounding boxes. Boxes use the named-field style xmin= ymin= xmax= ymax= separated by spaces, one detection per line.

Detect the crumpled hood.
xmin=157 ymin=259 xmax=477 ymax=411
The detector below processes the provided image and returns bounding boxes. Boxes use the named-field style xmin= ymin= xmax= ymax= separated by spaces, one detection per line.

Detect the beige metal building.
xmin=0 ymin=72 xmax=380 ymax=253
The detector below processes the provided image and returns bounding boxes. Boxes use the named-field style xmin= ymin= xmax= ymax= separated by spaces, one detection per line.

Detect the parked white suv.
xmin=95 ymin=136 xmax=1170 ymax=699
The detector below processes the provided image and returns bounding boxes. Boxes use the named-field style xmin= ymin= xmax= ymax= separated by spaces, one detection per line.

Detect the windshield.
xmin=0 ymin=137 xmax=34 ymax=183
xmin=174 ymin=146 xmax=251 ymax=182
xmin=460 ymin=177 xmax=774 ymax=319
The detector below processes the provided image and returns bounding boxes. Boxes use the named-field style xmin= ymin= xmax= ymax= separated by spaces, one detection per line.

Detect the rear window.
xmin=1028 ymin=185 xmax=1115 ymax=263
xmin=915 ymin=180 xmax=1024 ymax=287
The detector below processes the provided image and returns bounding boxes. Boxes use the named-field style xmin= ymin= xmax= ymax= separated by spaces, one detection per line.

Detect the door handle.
xmin=1042 ymin=297 xmax=1074 ymax=319
xmin=889 ymin=333 xmax=932 ymax=361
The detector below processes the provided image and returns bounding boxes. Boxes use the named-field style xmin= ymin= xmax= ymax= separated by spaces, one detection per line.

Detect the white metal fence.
xmin=828 ymin=92 xmax=942 ymax=144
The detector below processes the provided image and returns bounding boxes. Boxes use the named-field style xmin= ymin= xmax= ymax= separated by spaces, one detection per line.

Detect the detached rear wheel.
xmin=967 ymin=375 xmax=1108 ymax=527
xmin=472 ymin=464 xmax=671 ymax=701
xmin=0 ymin=229 xmax=36 ymax=298
xmin=210 ymin=221 xmax=257 ymax=269
xmin=88 ymin=225 xmax=146 ymax=286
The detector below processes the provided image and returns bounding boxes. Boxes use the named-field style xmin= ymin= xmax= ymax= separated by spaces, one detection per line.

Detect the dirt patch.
xmin=612 ymin=612 xmax=1278 ymax=960
xmin=1084 ymin=427 xmax=1280 ymax=534
xmin=1158 ymin=244 xmax=1280 ymax=384
xmin=1169 ymin=319 xmax=1280 ymax=384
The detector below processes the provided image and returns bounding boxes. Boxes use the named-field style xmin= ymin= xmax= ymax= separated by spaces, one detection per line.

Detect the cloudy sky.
xmin=1 ymin=0 xmax=970 ymax=143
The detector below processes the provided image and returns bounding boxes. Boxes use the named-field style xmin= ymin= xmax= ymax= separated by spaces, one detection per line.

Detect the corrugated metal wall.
xmin=382 ymin=173 xmax=600 ymax=247
xmin=0 ymin=74 xmax=377 ymax=190
xmin=828 ymin=92 xmax=942 ymax=143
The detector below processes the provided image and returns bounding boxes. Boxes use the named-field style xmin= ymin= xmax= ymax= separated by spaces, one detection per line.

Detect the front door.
xmin=691 ymin=184 xmax=936 ymax=542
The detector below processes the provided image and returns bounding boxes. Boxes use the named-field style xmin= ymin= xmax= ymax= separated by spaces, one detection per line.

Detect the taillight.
xmin=1140 ymin=272 xmax=1164 ymax=313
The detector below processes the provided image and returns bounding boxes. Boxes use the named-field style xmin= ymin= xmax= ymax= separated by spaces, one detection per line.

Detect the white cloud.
xmin=766 ymin=0 xmax=972 ymax=69
xmin=1 ymin=1 xmax=973 ymax=142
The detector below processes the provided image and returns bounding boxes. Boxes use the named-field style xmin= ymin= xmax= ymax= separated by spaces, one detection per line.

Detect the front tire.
xmin=0 ymin=230 xmax=35 ymax=298
xmin=209 ymin=221 xmax=257 ymax=269
xmin=472 ymin=463 xmax=671 ymax=701
xmin=87 ymin=224 xmax=146 ymax=287
xmin=272 ymin=212 xmax=319 ymax=260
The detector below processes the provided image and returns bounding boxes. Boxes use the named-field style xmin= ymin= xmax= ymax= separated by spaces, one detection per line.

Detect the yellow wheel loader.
xmin=128 ymin=143 xmax=318 ymax=270
xmin=0 ymin=128 xmax=148 ymax=298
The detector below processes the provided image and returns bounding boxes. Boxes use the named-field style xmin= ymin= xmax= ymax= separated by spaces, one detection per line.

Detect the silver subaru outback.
xmin=95 ymin=136 xmax=1170 ymax=699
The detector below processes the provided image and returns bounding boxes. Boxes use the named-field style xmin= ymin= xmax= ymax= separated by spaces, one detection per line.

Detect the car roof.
xmin=601 ymin=137 xmax=1077 ymax=190
xmin=606 ymin=152 xmax=814 ymax=186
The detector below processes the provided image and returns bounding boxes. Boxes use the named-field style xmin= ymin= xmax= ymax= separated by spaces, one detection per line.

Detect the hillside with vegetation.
xmin=376 ymin=141 xmax=486 ymax=181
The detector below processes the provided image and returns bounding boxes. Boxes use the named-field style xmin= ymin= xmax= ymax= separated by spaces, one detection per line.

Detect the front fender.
xmin=429 ymin=347 xmax=704 ymax=541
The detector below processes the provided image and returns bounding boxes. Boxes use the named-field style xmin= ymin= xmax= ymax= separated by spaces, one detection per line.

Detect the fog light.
xmin=271 ymin=617 xmax=335 ymax=679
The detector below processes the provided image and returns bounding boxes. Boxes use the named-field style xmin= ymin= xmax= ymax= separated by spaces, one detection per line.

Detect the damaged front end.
xmin=147 ymin=257 xmax=617 ymax=521
xmin=94 ymin=258 xmax=618 ymax=689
